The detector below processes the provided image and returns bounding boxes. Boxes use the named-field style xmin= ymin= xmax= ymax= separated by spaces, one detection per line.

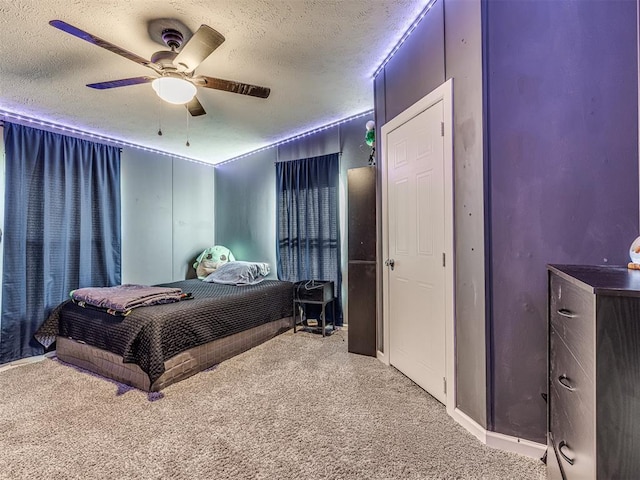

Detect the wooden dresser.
xmin=547 ymin=265 xmax=640 ymax=479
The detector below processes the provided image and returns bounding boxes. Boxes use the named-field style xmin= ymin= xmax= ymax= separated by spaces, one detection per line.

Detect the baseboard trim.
xmin=376 ymin=349 xmax=389 ymax=365
xmin=0 ymin=351 xmax=56 ymax=373
xmin=451 ymin=408 xmax=546 ymax=460
xmin=451 ymin=408 xmax=487 ymax=443
xmin=485 ymin=430 xmax=546 ymax=459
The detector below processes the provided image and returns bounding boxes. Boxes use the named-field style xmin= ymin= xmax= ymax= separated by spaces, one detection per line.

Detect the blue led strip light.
xmin=0 ymin=108 xmax=374 ymax=166
xmin=215 ymin=109 xmax=374 ymax=166
xmin=0 ymin=108 xmax=210 ymax=166
xmin=372 ymin=0 xmax=438 ymax=79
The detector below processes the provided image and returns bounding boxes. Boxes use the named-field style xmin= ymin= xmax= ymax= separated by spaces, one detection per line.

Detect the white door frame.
xmin=379 ymin=79 xmax=455 ymax=415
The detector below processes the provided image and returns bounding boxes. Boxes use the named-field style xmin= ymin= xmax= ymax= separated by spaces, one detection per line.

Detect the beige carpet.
xmin=0 ymin=329 xmax=545 ymax=479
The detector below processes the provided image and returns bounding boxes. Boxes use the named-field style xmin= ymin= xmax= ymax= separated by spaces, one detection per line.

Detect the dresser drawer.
xmin=550 ymin=274 xmax=595 ymax=380
xmin=549 ymin=332 xmax=595 ymax=480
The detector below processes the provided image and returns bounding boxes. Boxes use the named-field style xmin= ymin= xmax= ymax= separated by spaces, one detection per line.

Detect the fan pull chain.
xmin=185 ymin=107 xmax=190 ymax=147
xmin=157 ymin=96 xmax=163 ymax=136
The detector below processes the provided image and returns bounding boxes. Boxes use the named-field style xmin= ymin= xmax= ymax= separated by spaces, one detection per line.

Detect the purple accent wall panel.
xmin=486 ymin=0 xmax=638 ymax=442
xmin=384 ymin=0 xmax=445 ymax=121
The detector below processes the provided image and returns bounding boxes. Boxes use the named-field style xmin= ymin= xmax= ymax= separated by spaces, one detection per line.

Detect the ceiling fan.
xmin=49 ymin=19 xmax=271 ymax=117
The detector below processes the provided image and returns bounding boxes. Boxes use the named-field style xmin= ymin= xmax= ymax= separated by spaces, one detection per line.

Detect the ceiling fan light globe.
xmin=152 ymin=77 xmax=197 ymax=104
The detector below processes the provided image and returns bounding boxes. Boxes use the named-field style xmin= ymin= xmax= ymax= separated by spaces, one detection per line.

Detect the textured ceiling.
xmin=0 ymin=0 xmax=427 ymax=164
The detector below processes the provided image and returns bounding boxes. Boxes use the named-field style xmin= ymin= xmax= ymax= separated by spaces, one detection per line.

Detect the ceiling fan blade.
xmin=173 ymin=25 xmax=225 ymax=73
xmin=49 ymin=20 xmax=152 ymax=68
xmin=87 ymin=76 xmax=155 ymax=90
xmin=186 ymin=96 xmax=206 ymax=117
xmin=195 ymin=76 xmax=270 ymax=99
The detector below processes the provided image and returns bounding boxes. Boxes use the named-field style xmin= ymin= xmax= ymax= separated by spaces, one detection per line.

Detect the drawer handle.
xmin=558 ymin=441 xmax=575 ymax=466
xmin=557 ymin=374 xmax=576 ymax=391
xmin=557 ymin=308 xmax=577 ymax=318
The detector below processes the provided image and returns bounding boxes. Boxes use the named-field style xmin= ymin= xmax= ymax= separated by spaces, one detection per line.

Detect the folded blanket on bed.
xmin=70 ymin=284 xmax=183 ymax=313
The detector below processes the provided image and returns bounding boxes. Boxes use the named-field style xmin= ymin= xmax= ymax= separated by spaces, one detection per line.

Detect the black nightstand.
xmin=293 ymin=280 xmax=335 ymax=337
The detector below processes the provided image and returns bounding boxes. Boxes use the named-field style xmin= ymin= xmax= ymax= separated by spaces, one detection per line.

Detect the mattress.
xmin=39 ymin=279 xmax=294 ymax=389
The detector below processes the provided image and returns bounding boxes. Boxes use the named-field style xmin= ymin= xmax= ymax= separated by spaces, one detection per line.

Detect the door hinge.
xmin=440 ymin=122 xmax=445 ymax=137
xmin=442 ymin=252 xmax=446 ymax=267
xmin=443 ymin=377 xmax=447 ymax=394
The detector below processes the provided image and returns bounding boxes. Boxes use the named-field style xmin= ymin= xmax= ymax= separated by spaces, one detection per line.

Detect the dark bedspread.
xmin=42 ymin=280 xmax=293 ymax=384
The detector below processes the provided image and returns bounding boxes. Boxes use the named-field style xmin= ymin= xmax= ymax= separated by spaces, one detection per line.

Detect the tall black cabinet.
xmin=347 ymin=166 xmax=377 ymax=356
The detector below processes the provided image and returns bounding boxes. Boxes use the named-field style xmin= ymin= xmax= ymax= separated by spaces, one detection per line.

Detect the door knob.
xmin=385 ymin=258 xmax=395 ymax=270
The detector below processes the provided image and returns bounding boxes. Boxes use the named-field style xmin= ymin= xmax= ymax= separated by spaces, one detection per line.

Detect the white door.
xmin=386 ymin=100 xmax=446 ymax=404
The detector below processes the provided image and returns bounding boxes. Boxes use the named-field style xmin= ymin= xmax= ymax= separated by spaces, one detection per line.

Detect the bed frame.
xmin=55 ymin=316 xmax=292 ymax=391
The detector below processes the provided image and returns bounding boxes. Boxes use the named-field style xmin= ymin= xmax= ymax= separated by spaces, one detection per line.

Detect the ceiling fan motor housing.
xmin=151 ymin=29 xmax=185 ymax=70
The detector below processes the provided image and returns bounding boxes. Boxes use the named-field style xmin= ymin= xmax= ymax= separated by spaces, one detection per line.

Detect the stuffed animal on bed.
xmin=193 ymin=245 xmax=236 ymax=279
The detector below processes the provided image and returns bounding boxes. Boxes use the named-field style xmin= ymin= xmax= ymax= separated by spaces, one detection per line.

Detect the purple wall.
xmin=486 ymin=0 xmax=638 ymax=441
xmin=376 ymin=0 xmax=639 ymax=443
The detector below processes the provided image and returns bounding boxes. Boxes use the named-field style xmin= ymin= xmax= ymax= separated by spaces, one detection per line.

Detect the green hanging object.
xmin=365 ymin=129 xmax=375 ymax=147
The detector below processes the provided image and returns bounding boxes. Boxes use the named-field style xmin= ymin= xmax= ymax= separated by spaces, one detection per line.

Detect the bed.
xmin=38 ymin=279 xmax=294 ymax=391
